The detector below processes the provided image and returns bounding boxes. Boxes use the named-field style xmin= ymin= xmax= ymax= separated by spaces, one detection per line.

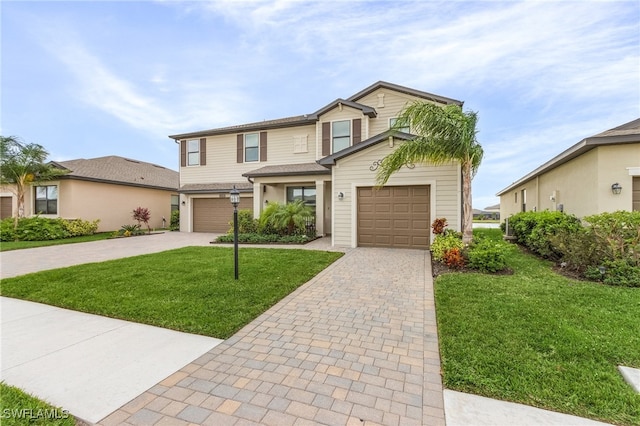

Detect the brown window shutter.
xmin=237 ymin=134 xmax=244 ymax=163
xmin=322 ymin=122 xmax=330 ymax=156
xmin=199 ymin=138 xmax=206 ymax=166
xmin=180 ymin=140 xmax=186 ymax=167
xmin=353 ymin=118 xmax=362 ymax=144
xmin=260 ymin=131 xmax=267 ymax=162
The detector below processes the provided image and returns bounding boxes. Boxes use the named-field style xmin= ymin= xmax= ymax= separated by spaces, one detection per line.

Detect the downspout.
xmin=246 ymin=177 xmax=254 ymax=185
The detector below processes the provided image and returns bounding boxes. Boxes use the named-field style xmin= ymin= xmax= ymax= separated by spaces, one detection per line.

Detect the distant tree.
xmin=376 ymin=102 xmax=483 ymax=244
xmin=0 ymin=136 xmax=67 ymax=228
xmin=132 ymin=207 xmax=152 ymax=234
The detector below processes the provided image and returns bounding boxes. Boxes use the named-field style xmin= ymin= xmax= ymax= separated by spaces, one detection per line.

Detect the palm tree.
xmin=376 ymin=102 xmax=483 ymax=244
xmin=0 ymin=136 xmax=67 ymax=228
xmin=268 ymin=200 xmax=313 ymax=236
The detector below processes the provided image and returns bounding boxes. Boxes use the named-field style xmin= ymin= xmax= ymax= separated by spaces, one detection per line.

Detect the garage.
xmin=1 ymin=196 xmax=12 ymax=220
xmin=357 ymin=185 xmax=430 ymax=249
xmin=193 ymin=197 xmax=253 ymax=232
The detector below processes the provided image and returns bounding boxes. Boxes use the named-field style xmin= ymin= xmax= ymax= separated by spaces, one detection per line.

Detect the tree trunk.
xmin=462 ymin=161 xmax=473 ymax=244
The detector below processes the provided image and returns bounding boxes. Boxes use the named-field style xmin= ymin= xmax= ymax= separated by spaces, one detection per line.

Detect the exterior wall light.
xmin=611 ymin=183 xmax=622 ymax=195
xmin=338 ymin=192 xmax=344 ymax=200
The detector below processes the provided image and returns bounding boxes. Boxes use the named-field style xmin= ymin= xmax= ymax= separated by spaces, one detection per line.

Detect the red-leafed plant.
xmin=132 ymin=207 xmax=151 ymax=234
xmin=432 ymin=218 xmax=448 ymax=235
xmin=443 ymin=247 xmax=465 ymax=269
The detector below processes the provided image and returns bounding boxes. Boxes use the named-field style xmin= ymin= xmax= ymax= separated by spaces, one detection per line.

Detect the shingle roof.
xmin=242 ymin=163 xmax=330 ymax=178
xmin=52 ymin=156 xmax=178 ymax=190
xmin=308 ymin=99 xmax=377 ymax=119
xmin=169 ymin=115 xmax=315 ymax=140
xmin=180 ymin=182 xmax=253 ymax=193
xmin=496 ymin=118 xmax=640 ymax=196
xmin=347 ymin=81 xmax=463 ymax=106
xmin=318 ymin=130 xmax=415 ymax=166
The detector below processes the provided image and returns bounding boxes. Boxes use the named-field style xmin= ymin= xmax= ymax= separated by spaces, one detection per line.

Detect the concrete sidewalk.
xmin=0 ymin=297 xmax=222 ymax=424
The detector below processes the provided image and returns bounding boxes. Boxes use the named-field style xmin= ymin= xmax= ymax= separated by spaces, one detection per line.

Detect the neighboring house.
xmin=497 ymin=118 xmax=640 ymax=220
xmin=170 ymin=81 xmax=466 ymax=249
xmin=0 ymin=156 xmax=179 ymax=232
xmin=473 ymin=205 xmax=500 ymax=220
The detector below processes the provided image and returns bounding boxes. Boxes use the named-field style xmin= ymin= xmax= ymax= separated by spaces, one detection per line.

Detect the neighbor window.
xmin=245 ymin=133 xmax=259 ymax=162
xmin=35 ymin=185 xmax=58 ymax=215
xmin=187 ymin=139 xmax=200 ymax=166
xmin=171 ymin=195 xmax=179 ymax=212
xmin=332 ymin=120 xmax=351 ymax=152
xmin=287 ymin=186 xmax=316 ymax=212
xmin=390 ymin=117 xmax=410 ymax=133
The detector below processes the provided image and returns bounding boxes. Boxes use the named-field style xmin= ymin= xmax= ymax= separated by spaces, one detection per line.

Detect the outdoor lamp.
xmin=611 ymin=183 xmax=622 ymax=195
xmin=338 ymin=192 xmax=344 ymax=200
xmin=230 ymin=186 xmax=240 ymax=279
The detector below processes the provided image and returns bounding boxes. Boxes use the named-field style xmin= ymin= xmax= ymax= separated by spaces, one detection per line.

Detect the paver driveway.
xmin=99 ymin=247 xmax=444 ymax=426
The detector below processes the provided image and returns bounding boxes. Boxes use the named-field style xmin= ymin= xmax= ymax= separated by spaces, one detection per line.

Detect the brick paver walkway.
xmin=99 ymin=248 xmax=444 ymax=426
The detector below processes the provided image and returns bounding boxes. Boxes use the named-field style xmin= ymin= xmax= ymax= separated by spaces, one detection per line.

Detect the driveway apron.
xmin=99 ymin=248 xmax=444 ymax=426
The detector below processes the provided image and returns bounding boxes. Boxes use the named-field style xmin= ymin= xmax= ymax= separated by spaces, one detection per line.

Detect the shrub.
xmin=548 ymin=227 xmax=602 ymax=273
xmin=215 ymin=233 xmax=310 ymax=244
xmin=62 ymin=218 xmax=99 ymax=237
xmin=116 ymin=224 xmax=144 ymax=237
xmin=228 ymin=209 xmax=258 ymax=234
xmin=258 ymin=201 xmax=313 ymax=236
xmin=132 ymin=207 xmax=151 ymax=234
xmin=442 ymin=247 xmax=465 ymax=268
xmin=0 ymin=218 xmax=15 ymax=241
xmin=601 ymin=260 xmax=640 ymax=287
xmin=170 ymin=210 xmax=180 ymax=231
xmin=431 ymin=218 xmax=447 ymax=235
xmin=508 ymin=211 xmax=581 ymax=259
xmin=583 ymin=211 xmax=640 ymax=266
xmin=467 ymin=237 xmax=510 ymax=273
xmin=431 ymin=232 xmax=464 ymax=262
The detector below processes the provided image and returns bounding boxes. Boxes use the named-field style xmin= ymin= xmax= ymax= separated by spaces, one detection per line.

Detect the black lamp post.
xmin=230 ymin=186 xmax=240 ymax=280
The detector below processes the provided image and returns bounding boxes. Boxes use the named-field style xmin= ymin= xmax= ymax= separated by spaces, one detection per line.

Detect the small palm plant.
xmin=262 ymin=201 xmax=313 ymax=236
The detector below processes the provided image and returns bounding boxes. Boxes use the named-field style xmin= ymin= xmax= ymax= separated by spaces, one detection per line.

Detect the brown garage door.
xmin=0 ymin=196 xmax=12 ymax=220
xmin=633 ymin=177 xmax=640 ymax=212
xmin=357 ymin=185 xmax=430 ymax=249
xmin=193 ymin=197 xmax=253 ymax=232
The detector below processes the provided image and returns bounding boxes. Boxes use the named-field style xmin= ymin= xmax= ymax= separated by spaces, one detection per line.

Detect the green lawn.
xmin=0 ymin=247 xmax=343 ymax=339
xmin=435 ymin=229 xmax=640 ymax=425
xmin=0 ymin=233 xmax=113 ymax=252
xmin=0 ymin=382 xmax=75 ymax=426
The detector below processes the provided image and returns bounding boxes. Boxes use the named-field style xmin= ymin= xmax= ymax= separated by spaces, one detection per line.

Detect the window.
xmin=171 ymin=195 xmax=180 ymax=212
xmin=390 ymin=117 xmax=410 ymax=133
xmin=35 ymin=185 xmax=58 ymax=214
xmin=332 ymin=120 xmax=351 ymax=152
xmin=245 ymin=133 xmax=259 ymax=162
xmin=521 ymin=189 xmax=527 ymax=212
xmin=287 ymin=186 xmax=316 ymax=212
xmin=187 ymin=139 xmax=200 ymax=166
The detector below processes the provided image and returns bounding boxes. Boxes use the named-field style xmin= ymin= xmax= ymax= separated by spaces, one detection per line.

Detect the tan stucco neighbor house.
xmin=497 ymin=118 xmax=640 ymax=220
xmin=170 ymin=81 xmax=466 ymax=249
xmin=0 ymin=156 xmax=179 ymax=232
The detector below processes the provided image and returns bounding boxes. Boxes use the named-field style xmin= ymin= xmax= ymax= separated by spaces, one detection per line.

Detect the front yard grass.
xmin=0 ymin=247 xmax=343 ymax=339
xmin=435 ymin=230 xmax=640 ymax=425
xmin=0 ymin=382 xmax=75 ymax=426
xmin=0 ymin=233 xmax=113 ymax=252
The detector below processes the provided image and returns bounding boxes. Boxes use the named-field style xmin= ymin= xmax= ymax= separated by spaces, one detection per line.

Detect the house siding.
xmin=331 ymin=140 xmax=459 ymax=248
xmin=180 ymin=124 xmax=317 ymax=185
xmin=355 ymin=89 xmax=435 ymax=136
xmin=500 ymin=144 xmax=640 ymax=220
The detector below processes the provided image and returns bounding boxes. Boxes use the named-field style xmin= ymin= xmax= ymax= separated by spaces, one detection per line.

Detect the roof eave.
xmin=169 ymin=117 xmax=316 ymax=140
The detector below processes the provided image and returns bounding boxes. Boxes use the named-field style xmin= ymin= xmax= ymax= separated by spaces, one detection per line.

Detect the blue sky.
xmin=2 ymin=0 xmax=639 ymax=209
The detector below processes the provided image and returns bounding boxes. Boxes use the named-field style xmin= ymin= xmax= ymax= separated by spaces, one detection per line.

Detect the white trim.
xmin=243 ymin=132 xmax=260 ymax=163
xmin=628 ymin=167 xmax=640 ymax=176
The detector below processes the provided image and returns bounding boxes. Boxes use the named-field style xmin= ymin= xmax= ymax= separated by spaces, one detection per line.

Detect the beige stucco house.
xmin=497 ymin=118 xmax=640 ymax=220
xmin=170 ymin=81 xmax=466 ymax=249
xmin=0 ymin=156 xmax=179 ymax=232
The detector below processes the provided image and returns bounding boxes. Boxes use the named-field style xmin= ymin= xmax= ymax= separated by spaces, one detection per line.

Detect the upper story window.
xmin=332 ymin=120 xmax=351 ymax=152
xmin=245 ymin=133 xmax=259 ymax=162
xmin=35 ymin=185 xmax=58 ymax=215
xmin=390 ymin=117 xmax=410 ymax=133
xmin=187 ymin=139 xmax=200 ymax=166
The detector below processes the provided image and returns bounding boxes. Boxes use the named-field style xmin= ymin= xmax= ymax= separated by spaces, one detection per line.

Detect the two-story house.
xmin=170 ymin=81 xmax=465 ymax=249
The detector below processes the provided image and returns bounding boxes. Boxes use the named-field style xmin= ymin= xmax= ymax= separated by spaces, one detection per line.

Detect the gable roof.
xmin=168 ymin=81 xmax=462 ymax=140
xmin=52 ymin=156 xmax=178 ymax=191
xmin=496 ymin=118 xmax=640 ymax=196
xmin=318 ymin=130 xmax=415 ymax=167
xmin=347 ymin=81 xmax=464 ymax=106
